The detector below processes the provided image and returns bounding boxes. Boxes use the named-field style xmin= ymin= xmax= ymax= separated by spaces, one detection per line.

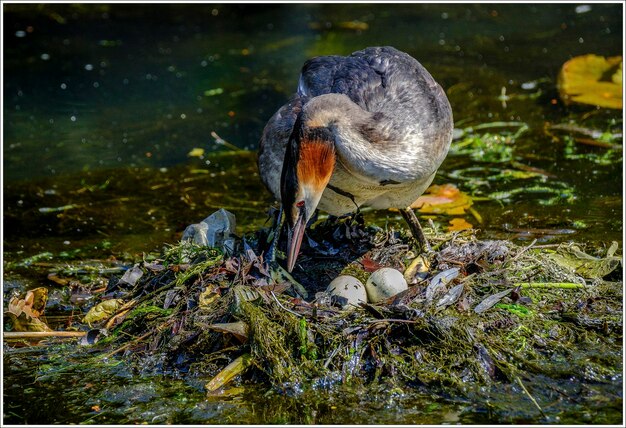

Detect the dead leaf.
xmin=7 ymin=288 xmax=47 ymax=319
xmin=547 ymin=244 xmax=621 ymax=279
xmin=205 ymin=353 xmax=252 ymax=392
xmin=474 ymin=288 xmax=513 ymax=314
xmin=6 ymin=288 xmax=52 ymax=332
xmin=436 ymin=283 xmax=465 ymax=308
xmin=448 ymin=218 xmax=473 ymax=231
xmin=260 ymin=282 xmax=291 ymax=294
xmin=119 ymin=265 xmax=144 ymax=286
xmin=82 ymin=299 xmax=124 ymax=326
xmin=199 ymin=286 xmax=221 ymax=308
xmin=411 ymin=184 xmax=473 ymax=215
xmin=557 ymin=54 xmax=622 ymax=109
xmin=403 ymin=254 xmax=430 ymax=284
xmin=6 ymin=287 xmax=52 ymax=331
xmin=360 ymin=254 xmax=383 ymax=273
xmin=207 ymin=321 xmax=249 ymax=343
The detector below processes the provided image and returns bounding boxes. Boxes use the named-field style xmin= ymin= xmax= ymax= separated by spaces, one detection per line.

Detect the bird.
xmin=258 ymin=46 xmax=453 ymax=272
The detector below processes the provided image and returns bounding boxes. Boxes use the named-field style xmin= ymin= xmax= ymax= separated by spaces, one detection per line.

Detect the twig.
xmin=211 ymin=131 xmax=243 ymax=151
xmin=468 ymin=121 xmax=528 ymax=131
xmin=512 ymin=238 xmax=537 ymax=261
xmin=103 ymin=319 xmax=173 ymax=358
xmin=323 ymin=346 xmax=341 ymax=369
xmin=550 ymin=123 xmax=619 ymax=139
xmin=368 ymin=318 xmax=419 ymax=326
xmin=3 ymin=331 xmax=86 ymax=339
xmin=103 ymin=280 xmax=175 ymax=327
xmin=400 ymin=208 xmax=431 ymax=253
xmin=516 ymin=376 xmax=547 ymax=418
xmin=269 ymin=291 xmax=303 ymax=318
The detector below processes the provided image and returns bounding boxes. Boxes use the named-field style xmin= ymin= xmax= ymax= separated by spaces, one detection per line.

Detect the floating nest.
xmin=76 ymin=214 xmax=622 ymax=401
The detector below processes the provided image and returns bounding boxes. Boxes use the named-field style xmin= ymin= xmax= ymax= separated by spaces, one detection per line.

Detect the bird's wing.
xmin=297 ymin=53 xmax=383 ymax=112
xmin=297 ymin=46 xmax=451 ymax=135
xmin=296 ymin=46 xmax=453 ymax=185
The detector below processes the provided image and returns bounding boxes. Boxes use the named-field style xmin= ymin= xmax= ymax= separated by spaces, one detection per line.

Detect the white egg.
xmin=365 ymin=267 xmax=408 ymax=303
xmin=327 ymin=275 xmax=367 ymax=310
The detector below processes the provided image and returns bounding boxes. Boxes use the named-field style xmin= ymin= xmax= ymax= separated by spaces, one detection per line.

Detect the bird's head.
xmin=280 ymin=122 xmax=336 ymax=271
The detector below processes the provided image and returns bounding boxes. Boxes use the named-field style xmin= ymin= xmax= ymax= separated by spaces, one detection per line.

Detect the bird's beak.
xmin=286 ymin=206 xmax=306 ymax=272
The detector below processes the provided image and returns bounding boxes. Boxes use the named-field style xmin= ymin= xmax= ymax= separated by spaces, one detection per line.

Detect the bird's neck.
xmin=301 ymin=93 xmax=418 ymax=184
xmin=296 ymin=134 xmax=336 ymax=193
xmin=301 ymin=93 xmax=371 ymax=129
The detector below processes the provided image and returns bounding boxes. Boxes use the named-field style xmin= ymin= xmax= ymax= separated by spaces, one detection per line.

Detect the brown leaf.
xmin=169 ymin=264 xmax=190 ymax=273
xmin=260 ymin=282 xmax=290 ymax=294
xmin=360 ymin=254 xmax=383 ymax=273
xmin=6 ymin=288 xmax=52 ymax=332
xmin=207 ymin=321 xmax=249 ymax=343
xmin=48 ymin=273 xmax=70 ymax=286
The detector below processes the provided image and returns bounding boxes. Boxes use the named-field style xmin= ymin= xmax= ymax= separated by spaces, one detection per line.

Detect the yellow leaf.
xmin=205 ymin=354 xmax=252 ymax=392
xmin=199 ymin=286 xmax=220 ymax=308
xmin=411 ymin=184 xmax=473 ymax=215
xmin=557 ymin=54 xmax=622 ymax=109
xmin=187 ymin=147 xmax=205 ymax=158
xmin=82 ymin=299 xmax=124 ymax=326
xmin=448 ymin=218 xmax=473 ymax=232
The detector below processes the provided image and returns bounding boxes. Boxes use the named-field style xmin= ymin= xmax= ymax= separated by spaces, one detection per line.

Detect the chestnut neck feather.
xmin=296 ymin=132 xmax=336 ymax=191
xmin=280 ymin=118 xmax=336 ymax=224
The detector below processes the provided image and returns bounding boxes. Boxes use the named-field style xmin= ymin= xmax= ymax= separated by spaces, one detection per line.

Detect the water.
xmin=2 ymin=3 xmax=623 ymax=425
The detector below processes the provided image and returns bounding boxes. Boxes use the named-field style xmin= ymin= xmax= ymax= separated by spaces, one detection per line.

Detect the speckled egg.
xmin=365 ymin=267 xmax=408 ymax=303
xmin=327 ymin=275 xmax=367 ymax=310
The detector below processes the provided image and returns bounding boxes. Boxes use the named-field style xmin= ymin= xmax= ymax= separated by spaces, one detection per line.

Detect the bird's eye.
xmin=296 ymin=200 xmax=305 ymax=208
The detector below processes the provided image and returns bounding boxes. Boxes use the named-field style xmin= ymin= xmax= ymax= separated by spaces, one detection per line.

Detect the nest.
xmin=87 ymin=215 xmax=623 ymax=400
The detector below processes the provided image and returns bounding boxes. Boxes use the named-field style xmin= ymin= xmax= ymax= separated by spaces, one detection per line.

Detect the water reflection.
xmin=3 ymin=4 xmax=622 ymax=251
xmin=4 ymin=3 xmax=622 ymax=180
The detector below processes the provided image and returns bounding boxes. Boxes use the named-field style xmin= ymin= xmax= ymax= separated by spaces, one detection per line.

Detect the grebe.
xmin=258 ymin=46 xmax=453 ymax=272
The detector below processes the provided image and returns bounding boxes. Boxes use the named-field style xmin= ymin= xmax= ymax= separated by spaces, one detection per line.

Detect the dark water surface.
xmin=2 ymin=3 xmax=623 ymax=425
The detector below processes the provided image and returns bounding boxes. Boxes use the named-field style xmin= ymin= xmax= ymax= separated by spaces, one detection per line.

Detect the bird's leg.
xmin=265 ymin=206 xmax=284 ymax=265
xmin=351 ymin=206 xmax=364 ymax=227
xmin=400 ymin=207 xmax=432 ymax=253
